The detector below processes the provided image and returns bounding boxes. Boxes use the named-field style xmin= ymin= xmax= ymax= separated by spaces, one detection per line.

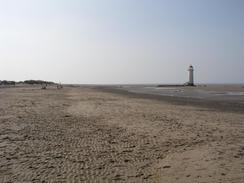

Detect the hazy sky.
xmin=0 ymin=0 xmax=243 ymax=84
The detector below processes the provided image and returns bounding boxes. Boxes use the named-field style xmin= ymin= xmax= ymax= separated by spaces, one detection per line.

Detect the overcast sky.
xmin=0 ymin=0 xmax=243 ymax=84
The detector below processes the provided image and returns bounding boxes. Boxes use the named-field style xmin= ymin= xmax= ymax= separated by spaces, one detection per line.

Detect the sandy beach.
xmin=0 ymin=85 xmax=244 ymax=182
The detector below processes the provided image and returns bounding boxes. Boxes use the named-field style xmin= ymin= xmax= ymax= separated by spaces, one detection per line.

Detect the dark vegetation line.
xmin=0 ymin=80 xmax=55 ymax=85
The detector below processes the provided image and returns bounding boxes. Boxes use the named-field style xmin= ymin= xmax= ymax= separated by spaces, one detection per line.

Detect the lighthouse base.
xmin=184 ymin=82 xmax=195 ymax=86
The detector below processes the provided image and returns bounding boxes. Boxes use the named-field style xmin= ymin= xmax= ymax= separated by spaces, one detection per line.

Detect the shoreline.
xmin=93 ymin=86 xmax=244 ymax=114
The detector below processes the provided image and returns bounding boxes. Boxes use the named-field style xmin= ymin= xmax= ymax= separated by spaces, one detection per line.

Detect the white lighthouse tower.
xmin=188 ymin=65 xmax=194 ymax=86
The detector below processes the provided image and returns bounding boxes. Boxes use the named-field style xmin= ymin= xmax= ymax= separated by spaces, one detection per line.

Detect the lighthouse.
xmin=188 ymin=65 xmax=194 ymax=86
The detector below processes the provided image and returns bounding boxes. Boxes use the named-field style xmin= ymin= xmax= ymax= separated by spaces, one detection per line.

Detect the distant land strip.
xmin=0 ymin=80 xmax=55 ymax=85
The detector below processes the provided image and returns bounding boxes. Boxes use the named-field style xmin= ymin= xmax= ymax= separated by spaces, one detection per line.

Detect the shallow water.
xmin=117 ymin=84 xmax=244 ymax=103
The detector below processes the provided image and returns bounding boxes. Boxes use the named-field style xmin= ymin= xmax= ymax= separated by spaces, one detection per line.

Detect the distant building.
xmin=187 ymin=65 xmax=194 ymax=86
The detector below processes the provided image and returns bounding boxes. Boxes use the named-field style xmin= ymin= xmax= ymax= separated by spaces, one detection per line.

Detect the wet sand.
xmin=96 ymin=85 xmax=244 ymax=114
xmin=104 ymin=84 xmax=244 ymax=102
xmin=0 ymin=85 xmax=244 ymax=182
